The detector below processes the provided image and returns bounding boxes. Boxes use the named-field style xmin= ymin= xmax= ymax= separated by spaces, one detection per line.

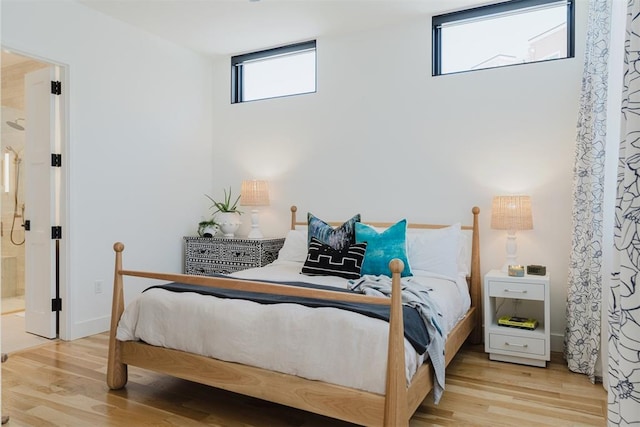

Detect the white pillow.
xmin=277 ymin=229 xmax=308 ymax=263
xmin=407 ymin=223 xmax=462 ymax=280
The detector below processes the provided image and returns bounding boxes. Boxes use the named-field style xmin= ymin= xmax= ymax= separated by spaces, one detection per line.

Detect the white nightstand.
xmin=484 ymin=269 xmax=550 ymax=367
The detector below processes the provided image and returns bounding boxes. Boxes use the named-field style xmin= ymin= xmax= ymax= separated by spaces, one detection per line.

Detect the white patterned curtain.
xmin=565 ymin=0 xmax=611 ymax=382
xmin=610 ymin=0 xmax=640 ymax=423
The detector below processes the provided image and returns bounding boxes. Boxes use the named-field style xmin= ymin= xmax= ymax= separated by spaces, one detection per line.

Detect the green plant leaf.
xmin=205 ymin=187 xmax=242 ymax=214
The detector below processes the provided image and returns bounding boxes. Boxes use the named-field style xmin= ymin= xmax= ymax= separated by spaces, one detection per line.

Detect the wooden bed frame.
xmin=107 ymin=206 xmax=481 ymax=426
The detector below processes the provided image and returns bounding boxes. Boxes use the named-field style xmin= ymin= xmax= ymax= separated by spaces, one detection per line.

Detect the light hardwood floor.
xmin=1 ymin=334 xmax=606 ymax=426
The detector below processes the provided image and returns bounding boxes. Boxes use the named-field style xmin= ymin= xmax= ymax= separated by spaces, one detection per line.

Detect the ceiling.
xmin=76 ymin=0 xmax=490 ymax=57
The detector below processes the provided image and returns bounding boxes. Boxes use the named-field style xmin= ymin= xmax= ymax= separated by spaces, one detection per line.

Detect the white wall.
xmin=1 ymin=0 xmax=214 ymax=339
xmin=211 ymin=4 xmax=588 ymax=351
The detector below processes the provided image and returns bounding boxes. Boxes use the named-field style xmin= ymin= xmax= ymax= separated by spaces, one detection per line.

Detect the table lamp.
xmin=491 ymin=195 xmax=533 ymax=272
xmin=240 ymin=180 xmax=270 ymax=239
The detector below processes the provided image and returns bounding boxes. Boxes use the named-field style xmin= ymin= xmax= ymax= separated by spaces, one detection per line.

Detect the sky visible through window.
xmin=441 ymin=3 xmax=567 ymax=74
xmin=243 ymin=50 xmax=316 ymax=102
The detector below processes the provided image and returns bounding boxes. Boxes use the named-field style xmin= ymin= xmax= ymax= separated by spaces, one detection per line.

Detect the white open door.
xmin=24 ymin=66 xmax=58 ymax=339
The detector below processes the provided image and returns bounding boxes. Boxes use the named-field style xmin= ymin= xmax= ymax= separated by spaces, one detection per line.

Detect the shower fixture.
xmin=2 ymin=145 xmax=25 ymax=246
xmin=5 ymin=118 xmax=25 ymax=131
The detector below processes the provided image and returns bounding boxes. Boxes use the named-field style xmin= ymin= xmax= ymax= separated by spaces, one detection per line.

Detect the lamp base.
xmin=247 ymin=209 xmax=264 ymax=239
xmin=501 ymin=231 xmax=518 ymax=272
xmin=247 ymin=227 xmax=264 ymax=239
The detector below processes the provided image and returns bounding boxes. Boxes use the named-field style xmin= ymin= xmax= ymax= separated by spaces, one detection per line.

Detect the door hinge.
xmin=51 ymin=153 xmax=62 ymax=167
xmin=51 ymin=226 xmax=62 ymax=240
xmin=24 ymin=220 xmax=31 ymax=231
xmin=51 ymin=80 xmax=61 ymax=95
xmin=51 ymin=298 xmax=62 ymax=312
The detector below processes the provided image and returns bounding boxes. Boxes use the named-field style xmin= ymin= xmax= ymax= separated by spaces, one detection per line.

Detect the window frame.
xmin=432 ymin=0 xmax=575 ymax=76
xmin=231 ymin=40 xmax=317 ymax=104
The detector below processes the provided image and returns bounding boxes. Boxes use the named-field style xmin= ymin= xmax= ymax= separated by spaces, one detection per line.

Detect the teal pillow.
xmin=356 ymin=220 xmax=412 ymax=277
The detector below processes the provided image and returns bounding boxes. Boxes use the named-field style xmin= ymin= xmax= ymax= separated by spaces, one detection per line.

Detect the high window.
xmin=432 ymin=0 xmax=574 ymax=76
xmin=231 ymin=40 xmax=317 ymax=103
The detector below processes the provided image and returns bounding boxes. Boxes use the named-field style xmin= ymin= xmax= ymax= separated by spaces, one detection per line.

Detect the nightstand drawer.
xmin=488 ymin=333 xmax=545 ymax=356
xmin=488 ymin=281 xmax=544 ymax=301
xmin=185 ymin=260 xmax=251 ymax=275
xmin=217 ymin=242 xmax=261 ymax=262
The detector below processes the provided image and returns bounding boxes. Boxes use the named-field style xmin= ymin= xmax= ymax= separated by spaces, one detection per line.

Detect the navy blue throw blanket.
xmin=145 ymin=278 xmax=430 ymax=354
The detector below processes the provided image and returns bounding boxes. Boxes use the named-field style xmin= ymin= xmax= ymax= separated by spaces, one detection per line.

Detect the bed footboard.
xmin=106 ymin=243 xmax=412 ymax=425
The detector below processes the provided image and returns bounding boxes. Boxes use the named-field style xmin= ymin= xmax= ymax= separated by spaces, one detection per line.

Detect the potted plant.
xmin=197 ymin=219 xmax=219 ymax=238
xmin=205 ymin=187 xmax=242 ymax=237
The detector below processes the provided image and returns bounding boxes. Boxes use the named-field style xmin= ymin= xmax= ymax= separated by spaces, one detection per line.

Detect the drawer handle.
xmin=504 ymin=289 xmax=527 ymax=294
xmin=505 ymin=342 xmax=528 ymax=348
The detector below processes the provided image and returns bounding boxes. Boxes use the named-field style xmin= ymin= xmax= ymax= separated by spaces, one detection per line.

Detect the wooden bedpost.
xmin=107 ymin=242 xmax=128 ymax=389
xmin=290 ymin=205 xmax=298 ymax=230
xmin=469 ymin=207 xmax=482 ymax=344
xmin=384 ymin=258 xmax=408 ymax=427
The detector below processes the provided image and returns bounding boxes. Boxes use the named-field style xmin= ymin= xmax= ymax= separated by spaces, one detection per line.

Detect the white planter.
xmin=216 ymin=212 xmax=241 ymax=237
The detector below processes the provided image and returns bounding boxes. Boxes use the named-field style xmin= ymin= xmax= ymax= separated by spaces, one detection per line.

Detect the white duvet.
xmin=116 ymin=259 xmax=471 ymax=394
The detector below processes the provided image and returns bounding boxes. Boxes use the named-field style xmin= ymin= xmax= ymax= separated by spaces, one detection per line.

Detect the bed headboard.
xmin=290 ymin=205 xmax=478 ymax=231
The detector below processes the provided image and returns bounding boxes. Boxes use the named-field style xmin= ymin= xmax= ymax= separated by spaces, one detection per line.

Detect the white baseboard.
xmin=65 ymin=315 xmax=110 ymax=341
xmin=550 ymin=332 xmax=564 ymax=353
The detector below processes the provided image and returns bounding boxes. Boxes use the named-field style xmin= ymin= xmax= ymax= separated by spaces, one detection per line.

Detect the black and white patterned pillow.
xmin=301 ymin=237 xmax=367 ymax=280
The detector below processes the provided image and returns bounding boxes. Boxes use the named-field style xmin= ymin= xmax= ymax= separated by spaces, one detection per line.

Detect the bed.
xmin=107 ymin=205 xmax=482 ymax=426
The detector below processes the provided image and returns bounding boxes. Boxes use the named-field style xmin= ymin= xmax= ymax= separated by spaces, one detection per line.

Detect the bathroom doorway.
xmin=1 ymin=49 xmax=65 ymax=350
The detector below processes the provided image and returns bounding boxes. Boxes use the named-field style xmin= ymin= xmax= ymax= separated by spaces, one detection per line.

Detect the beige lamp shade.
xmin=240 ymin=180 xmax=269 ymax=239
xmin=240 ymin=180 xmax=270 ymax=206
xmin=491 ymin=195 xmax=533 ymax=231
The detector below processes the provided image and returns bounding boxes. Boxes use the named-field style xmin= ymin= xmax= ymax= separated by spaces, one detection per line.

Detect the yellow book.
xmin=498 ymin=315 xmax=538 ymax=330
